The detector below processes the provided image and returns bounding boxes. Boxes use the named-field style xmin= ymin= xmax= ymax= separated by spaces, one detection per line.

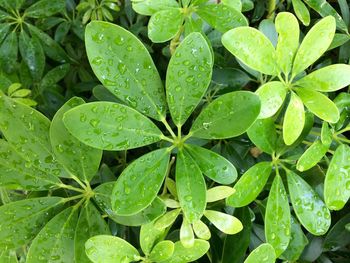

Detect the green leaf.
xmin=324 ymin=144 xmax=350 ymax=210
xmin=185 ymin=144 xmax=237 ymax=184
xmin=204 ymin=210 xmax=243 ymax=235
xmin=206 ymin=186 xmax=235 ymax=203
xmin=149 ymin=240 xmax=175 ymax=262
xmin=74 ymin=203 xmax=110 ymax=263
xmin=176 ymin=150 xmax=206 ymax=223
xmin=256 ymin=81 xmax=287 ymax=118
xmin=294 ymin=64 xmax=350 ymax=92
xmin=222 ymin=27 xmax=278 ymax=75
xmin=247 ymin=118 xmax=277 ymax=154
xmin=292 ymin=0 xmax=310 ymax=26
xmin=287 ymin=170 xmax=331 ymax=235
xmin=131 ymin=0 xmax=179 ymax=15
xmin=244 ymin=243 xmax=276 ymax=263
xmin=112 ymin=148 xmax=170 ymax=215
xmin=140 ymin=221 xmax=167 ymax=255
xmin=85 ymin=21 xmax=166 ymax=120
xmin=0 ymin=92 xmax=68 ymax=178
xmin=148 ymin=8 xmax=183 ymax=43
xmin=296 ymin=140 xmax=329 ymax=172
xmin=50 ymin=97 xmax=102 ymax=182
xmin=10 ymin=89 xmax=31 ymax=98
xmin=192 ymin=220 xmax=211 ymax=240
xmin=328 ymin=33 xmax=350 ymax=50
xmin=154 ymin=209 xmax=181 ymax=229
xmin=0 ymin=197 xmax=63 ymax=249
xmin=283 ymin=92 xmax=305 ymax=145
xmin=295 ymin=88 xmax=339 ymax=123
xmin=26 ymin=207 xmax=79 ymax=263
xmin=265 ymin=174 xmax=291 ymax=257
xmin=63 ymin=101 xmax=163 ymax=151
xmin=166 ymin=32 xmax=213 ymax=126
xmin=85 ymin=235 xmax=140 ymax=263
xmin=197 ymin=3 xmax=248 ymax=33
xmin=0 ymin=250 xmax=18 ymax=263
xmin=0 ymin=32 xmax=18 ymax=73
xmin=25 ymin=0 xmax=65 ymax=18
xmin=321 ymin=122 xmax=332 ymax=146
xmin=292 ymin=16 xmax=336 ymax=77
xmin=227 ymin=162 xmax=272 ymax=207
xmin=222 ymin=0 xmax=242 ymax=11
xmin=275 ymin=12 xmax=300 ymax=75
xmin=180 ymin=218 xmax=195 ymax=248
xmin=166 ymin=240 xmax=209 ymax=263
xmin=190 ymin=91 xmax=260 ymax=139
xmin=41 ymin=64 xmax=70 ymax=88
xmin=7 ymin=83 xmax=22 ymax=95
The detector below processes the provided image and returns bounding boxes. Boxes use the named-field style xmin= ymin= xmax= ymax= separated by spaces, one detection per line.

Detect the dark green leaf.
xmin=25 ymin=0 xmax=65 ymax=18
xmin=0 ymin=32 xmax=18 ymax=73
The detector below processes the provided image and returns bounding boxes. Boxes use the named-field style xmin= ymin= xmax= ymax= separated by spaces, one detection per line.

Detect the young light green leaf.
xmin=148 ymin=8 xmax=183 ymax=43
xmin=247 ymin=118 xmax=277 ymax=154
xmin=206 ymin=186 xmax=235 ymax=203
xmin=256 ymin=81 xmax=287 ymax=118
xmin=85 ymin=235 xmax=140 ymax=263
xmin=26 ymin=207 xmax=79 ymax=263
xmin=0 ymin=92 xmax=68 ymax=178
xmin=197 ymin=3 xmax=248 ymax=33
xmin=292 ymin=16 xmax=336 ymax=77
xmin=244 ymin=243 xmax=276 ymax=263
xmin=294 ymin=64 xmax=350 ymax=92
xmin=222 ymin=27 xmax=278 ymax=75
xmin=292 ymin=0 xmax=310 ymax=26
xmin=222 ymin=0 xmax=242 ymax=10
xmin=283 ymin=92 xmax=305 ymax=145
xmin=192 ymin=220 xmax=211 ymax=240
xmin=324 ymin=144 xmax=350 ymax=210
xmin=25 ymin=0 xmax=65 ymax=18
xmin=149 ymin=240 xmax=175 ymax=262
xmin=287 ymin=171 xmax=331 ymax=235
xmin=296 ymin=140 xmax=329 ymax=172
xmin=204 ymin=210 xmax=243 ymax=235
xmin=227 ymin=162 xmax=272 ymax=207
xmin=180 ymin=219 xmax=195 ymax=248
xmin=321 ymin=122 xmax=332 ymax=146
xmin=85 ymin=21 xmax=166 ymax=120
xmin=131 ymin=0 xmax=179 ymax=16
xmin=166 ymin=32 xmax=213 ymax=126
xmin=275 ymin=12 xmax=299 ymax=75
xmin=176 ymin=151 xmax=206 ymax=223
xmin=295 ymin=88 xmax=339 ymax=123
xmin=190 ymin=91 xmax=260 ymax=139
xmin=63 ymin=102 xmax=163 ymax=151
xmin=0 ymin=197 xmax=64 ymax=249
xmin=112 ymin=148 xmax=170 ymax=215
xmin=154 ymin=209 xmax=181 ymax=229
xmin=74 ymin=203 xmax=110 ymax=263
xmin=140 ymin=221 xmax=167 ymax=255
xmin=265 ymin=174 xmax=291 ymax=257
xmin=51 ymin=97 xmax=102 ymax=182
xmin=185 ymin=145 xmax=237 ymax=184
xmin=166 ymin=240 xmax=210 ymax=263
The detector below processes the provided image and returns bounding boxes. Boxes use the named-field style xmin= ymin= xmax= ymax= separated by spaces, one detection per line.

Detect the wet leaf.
xmin=244 ymin=243 xmax=276 ymax=263
xmin=25 ymin=0 xmax=65 ymax=18
xmin=149 ymin=240 xmax=175 ymax=262
xmin=296 ymin=140 xmax=329 ymax=172
xmin=247 ymin=118 xmax=277 ymax=154
xmin=292 ymin=0 xmax=310 ymax=26
xmin=131 ymin=0 xmax=179 ymax=16
xmin=140 ymin=221 xmax=167 ymax=255
xmin=204 ymin=210 xmax=242 ymax=235
xmin=0 ymin=32 xmax=18 ymax=73
xmin=192 ymin=220 xmax=211 ymax=240
xmin=206 ymin=186 xmax=235 ymax=203
xmin=180 ymin=218 xmax=195 ymax=248
xmin=154 ymin=209 xmax=181 ymax=229
xmin=165 ymin=240 xmax=209 ymax=263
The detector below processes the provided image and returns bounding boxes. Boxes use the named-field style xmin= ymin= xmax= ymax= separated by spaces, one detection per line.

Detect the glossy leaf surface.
xmin=166 ymin=240 xmax=210 ymax=263
xmin=244 ymin=243 xmax=276 ymax=263
xmin=247 ymin=118 xmax=277 ymax=154
xmin=296 ymin=140 xmax=329 ymax=172
xmin=204 ymin=210 xmax=243 ymax=235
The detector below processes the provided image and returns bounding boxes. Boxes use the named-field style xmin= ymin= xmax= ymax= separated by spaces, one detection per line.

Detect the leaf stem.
xmin=160 ymin=134 xmax=175 ymax=143
xmin=62 ymin=194 xmax=85 ymax=203
xmin=161 ymin=118 xmax=177 ymax=139
xmin=162 ymin=156 xmax=176 ymax=195
xmin=334 ymin=126 xmax=350 ymax=135
xmin=58 ymin=184 xmax=85 ymax=193
xmin=71 ymin=175 xmax=88 ymax=190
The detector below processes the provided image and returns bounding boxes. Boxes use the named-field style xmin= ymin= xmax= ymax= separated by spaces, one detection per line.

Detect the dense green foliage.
xmin=1 ymin=0 xmax=350 ymax=262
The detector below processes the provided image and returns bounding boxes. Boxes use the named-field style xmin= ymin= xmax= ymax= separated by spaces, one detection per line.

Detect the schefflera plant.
xmin=222 ymin=12 xmax=350 ymax=146
xmin=62 ymin=21 xmax=261 ymax=250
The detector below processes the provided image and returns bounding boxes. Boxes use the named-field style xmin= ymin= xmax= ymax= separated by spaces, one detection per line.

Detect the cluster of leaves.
xmin=1 ymin=0 xmax=350 ymax=263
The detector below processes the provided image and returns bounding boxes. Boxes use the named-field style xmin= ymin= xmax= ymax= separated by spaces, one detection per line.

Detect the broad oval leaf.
xmin=206 ymin=186 xmax=235 ymax=203
xmin=204 ymin=210 xmax=243 ymax=235
xmin=85 ymin=235 xmax=140 ymax=263
xmin=292 ymin=16 xmax=336 ymax=77
xmin=176 ymin=150 xmax=206 ymax=223
xmin=140 ymin=221 xmax=167 ymax=255
xmin=132 ymin=0 xmax=179 ymax=16
xmin=295 ymin=88 xmax=339 ymax=123
xmin=166 ymin=240 xmax=209 ymax=263
xmin=85 ymin=21 xmax=166 ymax=120
xmin=0 ymin=197 xmax=63 ymax=249
xmin=324 ymin=144 xmax=350 ymax=210
xmin=227 ymin=162 xmax=272 ymax=207
xmin=180 ymin=218 xmax=195 ymax=248
xmin=287 ymin=171 xmax=331 ymax=235
xmin=222 ymin=27 xmax=278 ymax=75
xmin=292 ymin=0 xmax=310 ymax=26
xmin=294 ymin=64 xmax=350 ymax=92
xmin=256 ymin=81 xmax=287 ymax=119
xmin=112 ymin=148 xmax=170 ymax=215
xmin=190 ymin=91 xmax=260 ymax=139
xmin=275 ymin=12 xmax=299 ymax=74
xmin=192 ymin=220 xmax=211 ymax=240
xmin=50 ymin=97 xmax=102 ymax=182
xmin=148 ymin=8 xmax=183 ymax=43
xmin=185 ymin=145 xmax=237 ymax=184
xmin=63 ymin=102 xmax=163 ymax=151
xmin=283 ymin=92 xmax=305 ymax=145
xmin=26 ymin=207 xmax=79 ymax=263
xmin=154 ymin=209 xmax=181 ymax=230
xmin=149 ymin=240 xmax=175 ymax=262
xmin=296 ymin=140 xmax=329 ymax=172
xmin=166 ymin=32 xmax=213 ymax=126
xmin=244 ymin=243 xmax=276 ymax=263
xmin=247 ymin=118 xmax=277 ymax=154
xmin=265 ymin=174 xmax=291 ymax=257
